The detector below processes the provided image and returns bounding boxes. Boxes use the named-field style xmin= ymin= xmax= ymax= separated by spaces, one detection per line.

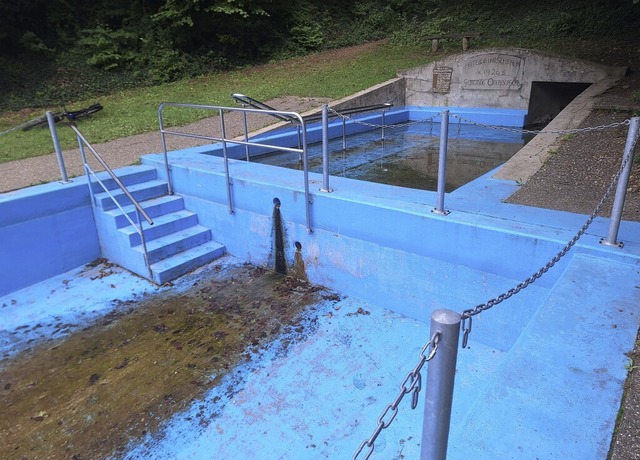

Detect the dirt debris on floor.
xmin=0 ymin=262 xmax=340 ymax=459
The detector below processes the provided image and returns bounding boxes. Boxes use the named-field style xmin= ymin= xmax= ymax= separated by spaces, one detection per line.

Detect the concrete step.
xmin=150 ymin=241 xmax=227 ymax=285
xmin=133 ymin=225 xmax=213 ymax=264
xmin=448 ymin=253 xmax=640 ymax=460
xmin=91 ymin=168 xmax=226 ymax=285
xmin=94 ymin=179 xmax=169 ymax=211
xmin=119 ymin=210 xmax=199 ymax=246
xmin=90 ymin=165 xmax=158 ymax=194
xmin=105 ymin=195 xmax=185 ymax=229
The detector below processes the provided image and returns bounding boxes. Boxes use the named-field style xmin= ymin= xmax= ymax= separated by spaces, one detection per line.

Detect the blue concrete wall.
xmin=2 ymin=104 xmax=634 ymax=318
xmin=181 ymin=107 xmax=528 ymax=161
xmin=142 ymin=146 xmax=639 ymax=325
xmin=0 ymin=180 xmax=100 ymax=297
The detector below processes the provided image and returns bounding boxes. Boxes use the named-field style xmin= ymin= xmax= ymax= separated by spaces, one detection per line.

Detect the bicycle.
xmin=20 ymin=102 xmax=104 ymax=131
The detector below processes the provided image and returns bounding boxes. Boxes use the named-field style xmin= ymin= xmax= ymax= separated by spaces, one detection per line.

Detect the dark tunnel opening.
xmin=525 ymin=81 xmax=592 ymax=128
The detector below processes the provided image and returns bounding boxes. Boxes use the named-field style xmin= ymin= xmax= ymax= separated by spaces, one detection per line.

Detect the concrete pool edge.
xmin=137 ymin=149 xmax=640 ymax=319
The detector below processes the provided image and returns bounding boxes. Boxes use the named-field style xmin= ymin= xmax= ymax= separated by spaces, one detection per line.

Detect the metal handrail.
xmin=232 ymin=93 xmax=393 ymax=124
xmin=70 ymin=124 xmax=155 ymax=279
xmin=158 ymin=102 xmax=313 ymax=232
xmin=231 ymin=93 xmax=298 ymax=123
xmin=302 ymin=103 xmax=393 ymax=123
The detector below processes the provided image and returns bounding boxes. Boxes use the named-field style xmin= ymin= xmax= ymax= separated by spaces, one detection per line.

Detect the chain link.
xmin=328 ymin=107 xmax=438 ymax=130
xmin=327 ymin=107 xmax=631 ymax=137
xmin=352 ymin=331 xmax=441 ymax=460
xmin=460 ymin=129 xmax=639 ymax=348
xmin=450 ymin=114 xmax=631 ymax=136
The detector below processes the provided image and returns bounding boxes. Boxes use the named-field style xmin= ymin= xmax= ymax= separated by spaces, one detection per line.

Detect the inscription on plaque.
xmin=432 ymin=66 xmax=453 ymax=94
xmin=462 ymin=54 xmax=523 ymax=90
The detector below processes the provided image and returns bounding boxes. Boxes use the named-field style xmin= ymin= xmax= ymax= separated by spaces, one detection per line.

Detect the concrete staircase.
xmin=91 ymin=165 xmax=226 ymax=284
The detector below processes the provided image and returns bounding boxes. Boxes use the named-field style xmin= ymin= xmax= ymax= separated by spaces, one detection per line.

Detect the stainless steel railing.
xmin=158 ymin=102 xmax=313 ymax=232
xmin=70 ymin=124 xmax=155 ymax=279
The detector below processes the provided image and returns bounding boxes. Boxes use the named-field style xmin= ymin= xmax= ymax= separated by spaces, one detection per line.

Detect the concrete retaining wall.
xmin=401 ymin=48 xmax=622 ymax=111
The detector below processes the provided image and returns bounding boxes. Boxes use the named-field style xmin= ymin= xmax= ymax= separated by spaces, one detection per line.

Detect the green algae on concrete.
xmin=0 ymin=263 xmax=339 ymax=459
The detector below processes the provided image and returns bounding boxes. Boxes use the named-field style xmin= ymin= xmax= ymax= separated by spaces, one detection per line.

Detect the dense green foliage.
xmin=0 ymin=0 xmax=404 ymax=110
xmin=1 ymin=0 xmax=639 ymax=113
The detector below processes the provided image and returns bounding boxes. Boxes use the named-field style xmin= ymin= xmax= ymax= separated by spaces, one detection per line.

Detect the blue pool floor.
xmin=2 ymin=246 xmax=639 ymax=459
xmin=2 ymin=150 xmax=640 ymax=458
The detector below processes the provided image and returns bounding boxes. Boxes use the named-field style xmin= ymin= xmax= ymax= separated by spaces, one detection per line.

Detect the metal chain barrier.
xmin=328 ymin=107 xmax=438 ymax=130
xmin=451 ymin=113 xmax=631 ymax=136
xmin=460 ymin=130 xmax=639 ymax=348
xmin=327 ymin=107 xmax=631 ymax=137
xmin=353 ymin=331 xmax=441 ymax=460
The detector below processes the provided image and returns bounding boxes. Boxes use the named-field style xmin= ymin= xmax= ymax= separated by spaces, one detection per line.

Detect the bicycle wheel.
xmin=21 ymin=114 xmax=49 ymax=131
xmin=21 ymin=112 xmax=65 ymax=131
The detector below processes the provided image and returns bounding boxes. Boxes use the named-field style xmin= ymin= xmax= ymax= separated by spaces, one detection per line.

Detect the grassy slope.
xmin=0 ymin=41 xmax=430 ymax=163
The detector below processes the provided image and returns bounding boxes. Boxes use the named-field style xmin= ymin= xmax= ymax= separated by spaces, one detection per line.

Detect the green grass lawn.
xmin=0 ymin=41 xmax=432 ymax=164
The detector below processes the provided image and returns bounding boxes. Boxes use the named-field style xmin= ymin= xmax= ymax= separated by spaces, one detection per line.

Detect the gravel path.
xmin=507 ymin=102 xmax=640 ymax=223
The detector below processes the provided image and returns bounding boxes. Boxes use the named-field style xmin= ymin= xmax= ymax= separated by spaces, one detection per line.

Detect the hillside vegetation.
xmin=1 ymin=0 xmax=639 ymax=162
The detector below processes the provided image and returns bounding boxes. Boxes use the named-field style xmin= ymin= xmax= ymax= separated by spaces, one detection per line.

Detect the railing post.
xmin=157 ymin=104 xmax=174 ymax=195
xmin=299 ymin=120 xmax=313 ymax=233
xmin=219 ymin=109 xmax=234 ymax=214
xmin=601 ymin=116 xmax=639 ymax=248
xmin=433 ymin=110 xmax=450 ymax=215
xmin=47 ymin=112 xmax=70 ymax=183
xmin=135 ymin=208 xmax=154 ymax=280
xmin=241 ymin=105 xmax=250 ymax=161
xmin=77 ymin=134 xmax=96 ymax=205
xmin=320 ymin=104 xmax=333 ymax=192
xmin=421 ymin=309 xmax=460 ymax=460
xmin=342 ymin=116 xmax=347 ymax=151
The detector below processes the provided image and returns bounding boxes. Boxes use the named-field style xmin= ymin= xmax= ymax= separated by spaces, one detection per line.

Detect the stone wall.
xmin=400 ymin=48 xmax=622 ymax=110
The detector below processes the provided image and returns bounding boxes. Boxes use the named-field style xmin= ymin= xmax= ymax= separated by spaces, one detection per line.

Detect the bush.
xmin=137 ymin=47 xmax=194 ymax=84
xmin=77 ymin=25 xmax=139 ymax=71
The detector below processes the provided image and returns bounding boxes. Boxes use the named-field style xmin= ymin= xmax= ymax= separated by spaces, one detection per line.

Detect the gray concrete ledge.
xmin=493 ymin=70 xmax=627 ymax=183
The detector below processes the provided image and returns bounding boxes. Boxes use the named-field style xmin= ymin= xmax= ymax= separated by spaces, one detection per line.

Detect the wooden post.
xmin=462 ymin=36 xmax=469 ymax=51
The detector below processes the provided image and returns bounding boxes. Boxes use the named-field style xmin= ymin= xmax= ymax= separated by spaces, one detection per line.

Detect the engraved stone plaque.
xmin=462 ymin=54 xmax=523 ymax=90
xmin=432 ymin=66 xmax=453 ymax=94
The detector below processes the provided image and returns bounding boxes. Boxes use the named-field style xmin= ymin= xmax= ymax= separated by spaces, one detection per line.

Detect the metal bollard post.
xmin=320 ymin=105 xmax=333 ymax=192
xmin=342 ymin=117 xmax=347 ymax=151
xmin=219 ymin=109 xmax=234 ymax=214
xmin=241 ymin=104 xmax=250 ymax=161
xmin=601 ymin=116 xmax=639 ymax=247
xmin=433 ymin=110 xmax=450 ymax=215
xmin=421 ymin=309 xmax=460 ymax=460
xmin=47 ymin=112 xmax=70 ymax=183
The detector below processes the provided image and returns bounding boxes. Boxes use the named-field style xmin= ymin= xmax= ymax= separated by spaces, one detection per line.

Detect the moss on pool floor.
xmin=0 ymin=264 xmax=338 ymax=459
